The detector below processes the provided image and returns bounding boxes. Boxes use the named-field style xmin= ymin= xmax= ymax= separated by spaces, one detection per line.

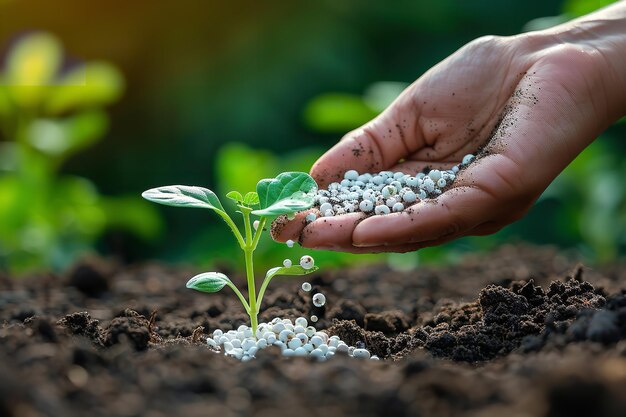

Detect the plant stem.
xmin=255 ymin=268 xmax=276 ymax=315
xmin=244 ymin=248 xmax=258 ymax=335
xmin=251 ymin=217 xmax=267 ymax=249
xmin=225 ymin=281 xmax=250 ymax=313
xmin=219 ymin=212 xmax=246 ymax=249
xmin=241 ymin=208 xmax=258 ymax=336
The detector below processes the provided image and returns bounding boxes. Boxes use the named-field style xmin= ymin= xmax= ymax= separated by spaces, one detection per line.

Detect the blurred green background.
xmin=0 ymin=0 xmax=623 ymax=275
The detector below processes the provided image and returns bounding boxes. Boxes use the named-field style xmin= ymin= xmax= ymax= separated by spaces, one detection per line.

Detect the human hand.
xmin=272 ymin=3 xmax=626 ymax=253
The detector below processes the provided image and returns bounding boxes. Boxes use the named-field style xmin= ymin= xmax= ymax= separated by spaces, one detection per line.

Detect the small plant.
xmin=142 ymin=172 xmax=319 ymax=336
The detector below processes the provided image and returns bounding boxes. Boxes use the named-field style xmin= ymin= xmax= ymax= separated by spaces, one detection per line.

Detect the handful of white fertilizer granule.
xmin=309 ymin=155 xmax=474 ymax=218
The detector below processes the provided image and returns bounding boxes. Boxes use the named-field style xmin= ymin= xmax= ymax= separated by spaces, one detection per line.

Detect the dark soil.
xmin=1 ymin=245 xmax=626 ymax=417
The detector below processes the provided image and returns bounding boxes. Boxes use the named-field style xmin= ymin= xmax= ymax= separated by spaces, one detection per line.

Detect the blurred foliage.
xmin=562 ymin=0 xmax=616 ymax=16
xmin=303 ymin=82 xmax=408 ymax=133
xmin=0 ymin=32 xmax=161 ymax=274
xmin=524 ymin=0 xmax=616 ymax=31
xmin=0 ymin=0 xmax=622 ymax=274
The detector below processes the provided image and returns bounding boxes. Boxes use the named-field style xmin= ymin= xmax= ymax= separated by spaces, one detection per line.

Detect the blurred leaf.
xmin=280 ymin=147 xmax=325 ymax=173
xmin=363 ymin=82 xmax=409 ymax=112
xmin=5 ymin=32 xmax=62 ymax=107
xmin=0 ymin=86 xmax=12 ymax=117
xmin=101 ymin=196 xmax=164 ymax=241
xmin=26 ymin=111 xmax=108 ymax=157
xmin=64 ymin=110 xmax=108 ymax=153
xmin=522 ymin=15 xmax=572 ymax=32
xmin=303 ymin=93 xmax=378 ymax=132
xmin=53 ymin=176 xmax=106 ymax=237
xmin=0 ymin=142 xmax=18 ymax=171
xmin=562 ymin=0 xmax=616 ymax=16
xmin=45 ymin=62 xmax=125 ymax=115
xmin=0 ymin=176 xmax=23 ymax=236
xmin=216 ymin=143 xmax=278 ymax=195
xmin=5 ymin=32 xmax=61 ymax=85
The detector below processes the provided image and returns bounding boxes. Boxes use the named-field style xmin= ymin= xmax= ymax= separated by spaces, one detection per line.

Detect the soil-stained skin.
xmin=1 ymin=245 xmax=626 ymax=417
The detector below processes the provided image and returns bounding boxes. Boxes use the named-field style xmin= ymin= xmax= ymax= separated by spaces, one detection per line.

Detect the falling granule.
xmin=286 ymin=239 xmax=295 ymax=248
xmin=312 ymin=293 xmax=326 ymax=307
xmin=299 ymin=255 xmax=314 ymax=270
xmin=301 ymin=282 xmax=312 ymax=292
xmin=310 ymin=315 xmax=318 ymax=322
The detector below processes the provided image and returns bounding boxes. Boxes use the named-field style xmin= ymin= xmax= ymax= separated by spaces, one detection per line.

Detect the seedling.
xmin=142 ymin=172 xmax=319 ymax=336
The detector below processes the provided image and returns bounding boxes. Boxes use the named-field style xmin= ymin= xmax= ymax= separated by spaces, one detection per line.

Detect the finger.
xmin=298 ymin=212 xmax=366 ymax=250
xmin=311 ymin=235 xmax=455 ymax=254
xmin=339 ymin=219 xmax=505 ymax=253
xmin=351 ymin=153 xmax=527 ymax=247
xmin=468 ymin=220 xmax=510 ymax=236
xmin=310 ymin=90 xmax=424 ymax=188
xmin=270 ymin=209 xmax=320 ymax=243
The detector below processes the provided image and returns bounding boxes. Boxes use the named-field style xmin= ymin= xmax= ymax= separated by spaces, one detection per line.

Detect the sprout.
xmin=142 ymin=172 xmax=319 ymax=336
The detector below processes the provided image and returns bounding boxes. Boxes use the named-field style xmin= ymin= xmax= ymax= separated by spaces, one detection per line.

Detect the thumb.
xmin=310 ymin=87 xmax=423 ymax=188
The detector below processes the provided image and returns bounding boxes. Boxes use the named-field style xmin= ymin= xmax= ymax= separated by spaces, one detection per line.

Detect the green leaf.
xmin=243 ymin=191 xmax=259 ymax=206
xmin=265 ymin=265 xmax=319 ymax=280
xmin=45 ymin=62 xmax=125 ymax=115
xmin=252 ymin=172 xmax=317 ymax=217
xmin=186 ymin=272 xmax=230 ymax=293
xmin=27 ymin=111 xmax=108 ymax=157
xmin=142 ymin=185 xmax=225 ymax=212
xmin=226 ymin=190 xmax=243 ymax=204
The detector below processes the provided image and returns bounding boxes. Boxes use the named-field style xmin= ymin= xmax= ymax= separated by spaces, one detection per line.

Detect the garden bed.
xmin=1 ymin=244 xmax=625 ymax=417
